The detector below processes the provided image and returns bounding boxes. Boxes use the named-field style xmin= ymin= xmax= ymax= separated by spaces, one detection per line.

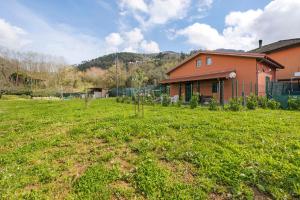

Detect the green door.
xmin=266 ymin=76 xmax=270 ymax=97
xmin=185 ymin=82 xmax=192 ymax=102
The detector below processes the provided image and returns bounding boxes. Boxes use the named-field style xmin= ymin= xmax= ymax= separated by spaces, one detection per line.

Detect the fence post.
xmin=236 ymin=79 xmax=239 ymax=99
xmin=191 ymin=82 xmax=193 ymax=96
xmin=221 ymin=80 xmax=224 ymax=106
xmin=242 ymin=80 xmax=245 ymax=106
xmin=255 ymin=83 xmax=258 ymax=96
xmin=232 ymin=79 xmax=234 ymax=99
xmin=179 ymin=83 xmax=182 ymax=98
xmin=218 ymin=80 xmax=221 ymax=104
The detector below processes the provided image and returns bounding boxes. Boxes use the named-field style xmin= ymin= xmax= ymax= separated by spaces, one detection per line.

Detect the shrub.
xmin=116 ymin=97 xmax=120 ymax=103
xmin=267 ymin=99 xmax=280 ymax=110
xmin=246 ymin=94 xmax=258 ymax=110
xmin=190 ymin=93 xmax=199 ymax=109
xmin=132 ymin=95 xmax=137 ymax=104
xmin=120 ymin=96 xmax=125 ymax=103
xmin=209 ymin=97 xmax=219 ymax=111
xmin=161 ymin=94 xmax=171 ymax=107
xmin=177 ymin=96 xmax=183 ymax=107
xmin=288 ymin=97 xmax=300 ymax=110
xmin=123 ymin=96 xmax=131 ymax=104
xmin=145 ymin=94 xmax=155 ymax=105
xmin=258 ymin=96 xmax=268 ymax=109
xmin=228 ymin=98 xmax=243 ymax=111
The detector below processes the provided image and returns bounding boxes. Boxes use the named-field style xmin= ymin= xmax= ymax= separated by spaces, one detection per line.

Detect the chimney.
xmin=259 ymin=40 xmax=263 ymax=48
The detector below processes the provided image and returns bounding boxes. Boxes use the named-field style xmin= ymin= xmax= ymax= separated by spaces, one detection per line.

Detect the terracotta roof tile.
xmin=249 ymin=38 xmax=300 ymax=53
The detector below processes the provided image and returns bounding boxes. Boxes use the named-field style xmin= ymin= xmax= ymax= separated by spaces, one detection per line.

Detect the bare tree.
xmin=132 ymin=69 xmax=148 ymax=117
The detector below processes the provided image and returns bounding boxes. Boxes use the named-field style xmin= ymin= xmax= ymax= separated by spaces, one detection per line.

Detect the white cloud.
xmin=119 ymin=0 xmax=213 ymax=28
xmin=197 ymin=0 xmax=213 ymax=12
xmin=104 ymin=27 xmax=160 ymax=53
xmin=105 ymin=33 xmax=124 ymax=51
xmin=140 ymin=40 xmax=160 ymax=53
xmin=0 ymin=18 xmax=31 ymax=49
xmin=120 ymin=0 xmax=148 ymax=13
xmin=124 ymin=28 xmax=144 ymax=45
xmin=176 ymin=0 xmax=300 ymax=50
xmin=146 ymin=0 xmax=191 ymax=26
xmin=177 ymin=23 xmax=226 ymax=50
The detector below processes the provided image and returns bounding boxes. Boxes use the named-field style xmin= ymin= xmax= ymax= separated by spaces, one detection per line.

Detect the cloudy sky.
xmin=0 ymin=0 xmax=300 ymax=64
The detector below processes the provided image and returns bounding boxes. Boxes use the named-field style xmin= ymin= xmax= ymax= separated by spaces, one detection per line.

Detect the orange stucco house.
xmin=161 ymin=51 xmax=284 ymax=104
xmin=250 ymin=39 xmax=300 ymax=81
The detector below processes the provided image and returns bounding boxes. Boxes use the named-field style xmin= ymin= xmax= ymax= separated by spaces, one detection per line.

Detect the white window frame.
xmin=196 ymin=58 xmax=202 ymax=68
xmin=206 ymin=56 xmax=212 ymax=65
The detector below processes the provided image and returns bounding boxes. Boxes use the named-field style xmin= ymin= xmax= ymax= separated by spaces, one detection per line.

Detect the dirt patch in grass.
xmin=252 ymin=187 xmax=273 ymax=200
xmin=209 ymin=193 xmax=231 ymax=200
xmin=109 ymin=157 xmax=133 ymax=172
xmin=49 ymin=138 xmax=108 ymax=199
xmin=110 ymin=180 xmax=132 ymax=190
xmin=24 ymin=184 xmax=40 ymax=191
xmin=106 ymin=144 xmax=137 ymax=173
xmin=110 ymin=180 xmax=141 ymax=200
xmin=159 ymin=160 xmax=196 ymax=183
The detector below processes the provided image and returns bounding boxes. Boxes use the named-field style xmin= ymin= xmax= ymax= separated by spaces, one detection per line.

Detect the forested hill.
xmin=76 ymin=51 xmax=184 ymax=71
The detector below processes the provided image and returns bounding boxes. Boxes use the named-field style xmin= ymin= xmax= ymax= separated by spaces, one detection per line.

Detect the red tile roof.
xmin=249 ymin=38 xmax=300 ymax=53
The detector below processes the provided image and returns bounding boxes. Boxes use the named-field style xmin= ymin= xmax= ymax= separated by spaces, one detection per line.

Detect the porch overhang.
xmin=160 ymin=70 xmax=236 ymax=84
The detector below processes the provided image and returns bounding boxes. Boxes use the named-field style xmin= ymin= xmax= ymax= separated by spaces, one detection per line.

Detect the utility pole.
xmin=115 ymin=52 xmax=119 ymax=97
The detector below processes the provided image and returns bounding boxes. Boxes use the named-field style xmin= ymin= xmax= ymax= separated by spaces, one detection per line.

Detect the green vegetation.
xmin=77 ymin=52 xmax=182 ymax=71
xmin=228 ymin=98 xmax=243 ymax=111
xmin=190 ymin=94 xmax=199 ymax=109
xmin=246 ymin=94 xmax=258 ymax=110
xmin=288 ymin=97 xmax=300 ymax=110
xmin=209 ymin=97 xmax=219 ymax=111
xmin=267 ymin=99 xmax=281 ymax=110
xmin=0 ymin=98 xmax=300 ymax=199
xmin=161 ymin=94 xmax=171 ymax=107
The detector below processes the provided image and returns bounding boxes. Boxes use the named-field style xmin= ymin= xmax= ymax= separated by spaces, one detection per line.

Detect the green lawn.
xmin=0 ymin=98 xmax=299 ymax=199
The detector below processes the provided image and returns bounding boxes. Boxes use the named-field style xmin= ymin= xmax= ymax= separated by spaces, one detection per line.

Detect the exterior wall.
xmin=257 ymin=62 xmax=276 ymax=96
xmin=168 ymin=53 xmax=259 ymax=102
xmin=267 ymin=46 xmax=300 ymax=80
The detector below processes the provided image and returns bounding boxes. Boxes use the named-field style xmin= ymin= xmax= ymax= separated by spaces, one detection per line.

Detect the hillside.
xmin=77 ymin=51 xmax=183 ymax=71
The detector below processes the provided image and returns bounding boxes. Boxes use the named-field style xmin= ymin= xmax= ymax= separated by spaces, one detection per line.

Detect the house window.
xmin=206 ymin=56 xmax=212 ymax=65
xmin=196 ymin=59 xmax=202 ymax=68
xmin=212 ymin=82 xmax=218 ymax=93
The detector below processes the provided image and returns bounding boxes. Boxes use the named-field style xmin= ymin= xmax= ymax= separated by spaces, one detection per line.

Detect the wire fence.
xmin=108 ymin=85 xmax=162 ymax=97
xmin=268 ymin=81 xmax=300 ymax=108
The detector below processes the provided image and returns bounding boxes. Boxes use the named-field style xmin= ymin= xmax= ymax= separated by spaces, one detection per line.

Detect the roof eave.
xmin=258 ymin=57 xmax=284 ymax=69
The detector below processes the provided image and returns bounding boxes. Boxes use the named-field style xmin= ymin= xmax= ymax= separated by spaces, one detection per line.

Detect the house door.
xmin=265 ymin=76 xmax=270 ymax=97
xmin=185 ymin=82 xmax=192 ymax=102
xmin=220 ymin=80 xmax=224 ymax=105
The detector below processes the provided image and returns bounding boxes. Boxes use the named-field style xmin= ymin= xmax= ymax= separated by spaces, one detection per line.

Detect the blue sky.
xmin=0 ymin=0 xmax=299 ymax=64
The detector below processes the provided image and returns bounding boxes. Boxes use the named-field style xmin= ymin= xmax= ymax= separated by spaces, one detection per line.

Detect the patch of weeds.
xmin=130 ymin=139 xmax=155 ymax=154
xmin=133 ymin=158 xmax=168 ymax=199
xmin=72 ymin=164 xmax=120 ymax=199
xmin=68 ymin=127 xmax=88 ymax=138
xmin=31 ymin=165 xmax=56 ymax=184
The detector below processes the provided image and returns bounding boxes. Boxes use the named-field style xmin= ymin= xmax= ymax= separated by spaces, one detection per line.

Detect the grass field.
xmin=0 ymin=98 xmax=300 ymax=199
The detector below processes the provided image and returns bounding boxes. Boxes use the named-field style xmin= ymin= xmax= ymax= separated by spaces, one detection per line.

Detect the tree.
xmin=132 ymin=69 xmax=148 ymax=117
